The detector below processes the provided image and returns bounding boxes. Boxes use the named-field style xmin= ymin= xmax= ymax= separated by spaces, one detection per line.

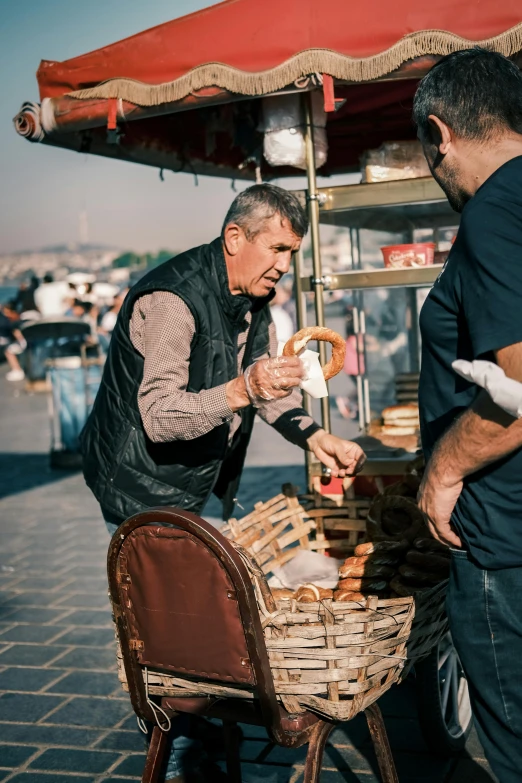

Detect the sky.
xmin=0 ymin=0 xmax=354 ymax=255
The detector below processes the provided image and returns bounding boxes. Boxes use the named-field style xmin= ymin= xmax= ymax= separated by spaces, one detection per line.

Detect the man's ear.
xmin=428 ymin=115 xmax=453 ymax=156
xmin=223 ymin=223 xmax=242 ymax=256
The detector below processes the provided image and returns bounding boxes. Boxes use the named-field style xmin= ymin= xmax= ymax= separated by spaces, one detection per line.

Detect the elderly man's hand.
xmin=227 ymin=356 xmax=304 ymax=410
xmin=417 ymin=469 xmax=463 ymax=548
xmin=307 ymin=430 xmax=366 ymax=477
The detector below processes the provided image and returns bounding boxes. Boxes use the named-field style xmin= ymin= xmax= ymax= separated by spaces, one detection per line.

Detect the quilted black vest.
xmin=80 ymin=238 xmax=272 ymax=522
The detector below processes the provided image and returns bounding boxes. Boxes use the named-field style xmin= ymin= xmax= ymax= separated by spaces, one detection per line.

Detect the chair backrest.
xmin=107 ymin=507 xmax=279 ymax=727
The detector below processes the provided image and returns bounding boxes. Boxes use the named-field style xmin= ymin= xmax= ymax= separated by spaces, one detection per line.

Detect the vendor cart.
xmin=13 ymin=0 xmax=522 ymax=771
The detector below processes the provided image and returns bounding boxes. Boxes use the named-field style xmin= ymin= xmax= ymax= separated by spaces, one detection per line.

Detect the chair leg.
xmin=142 ymin=725 xmax=170 ymax=783
xmin=303 ymin=720 xmax=335 ymax=783
xmin=223 ymin=720 xmax=242 ymax=783
xmin=364 ymin=703 xmax=399 ymax=783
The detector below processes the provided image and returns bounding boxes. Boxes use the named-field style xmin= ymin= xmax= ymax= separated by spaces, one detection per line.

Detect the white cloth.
xmin=452 ymin=359 xmax=522 ymax=418
xmin=34 ymin=282 xmax=70 ymax=317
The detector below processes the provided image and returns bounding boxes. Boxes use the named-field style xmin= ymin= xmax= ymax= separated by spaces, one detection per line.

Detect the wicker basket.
xmin=116 ymin=490 xmax=448 ymax=721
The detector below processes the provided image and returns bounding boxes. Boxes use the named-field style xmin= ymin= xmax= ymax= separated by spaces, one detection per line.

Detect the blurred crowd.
xmin=0 ymin=272 xmax=129 ymax=381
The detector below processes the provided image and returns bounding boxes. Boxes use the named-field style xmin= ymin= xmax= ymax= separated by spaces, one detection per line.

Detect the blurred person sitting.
xmin=34 ymin=273 xmax=69 ymax=317
xmin=0 ymin=301 xmax=27 ymax=381
xmin=15 ymin=276 xmax=40 ymax=321
xmin=99 ymin=288 xmax=128 ymax=334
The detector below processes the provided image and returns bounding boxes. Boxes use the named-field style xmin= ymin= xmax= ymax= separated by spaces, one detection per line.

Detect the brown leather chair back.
xmin=117 ymin=524 xmax=254 ymax=686
xmin=108 ymin=507 xmax=279 ymax=726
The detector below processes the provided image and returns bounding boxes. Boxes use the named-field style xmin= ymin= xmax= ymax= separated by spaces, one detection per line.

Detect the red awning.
xmin=38 ymin=0 xmax=522 ymax=104
xmin=14 ymin=0 xmax=522 ymax=179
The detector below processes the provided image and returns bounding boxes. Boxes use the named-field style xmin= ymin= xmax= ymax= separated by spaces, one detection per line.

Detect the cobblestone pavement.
xmin=0 ymin=369 xmax=497 ymax=782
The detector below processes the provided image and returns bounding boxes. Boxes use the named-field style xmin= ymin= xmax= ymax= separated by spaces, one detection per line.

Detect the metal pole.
xmin=303 ymin=91 xmax=331 ymax=434
xmin=293 ymin=249 xmax=315 ymax=491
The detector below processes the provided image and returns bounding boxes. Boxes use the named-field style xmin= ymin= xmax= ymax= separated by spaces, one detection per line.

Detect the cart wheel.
xmin=415 ymin=631 xmax=473 ymax=756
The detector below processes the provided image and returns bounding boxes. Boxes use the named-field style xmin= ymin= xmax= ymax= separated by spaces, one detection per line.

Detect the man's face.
xmin=228 ymin=215 xmax=302 ymax=298
xmin=420 ymin=133 xmax=471 ymax=213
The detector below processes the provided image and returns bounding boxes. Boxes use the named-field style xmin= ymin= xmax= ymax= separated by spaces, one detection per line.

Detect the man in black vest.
xmin=81 ymin=184 xmax=364 ymax=782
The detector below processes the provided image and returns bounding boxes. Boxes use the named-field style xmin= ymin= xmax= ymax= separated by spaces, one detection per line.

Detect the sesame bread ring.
xmin=283 ymin=327 xmax=346 ymax=381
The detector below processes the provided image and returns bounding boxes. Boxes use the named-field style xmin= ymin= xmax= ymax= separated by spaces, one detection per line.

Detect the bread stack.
xmin=375 ymin=403 xmax=420 ymax=452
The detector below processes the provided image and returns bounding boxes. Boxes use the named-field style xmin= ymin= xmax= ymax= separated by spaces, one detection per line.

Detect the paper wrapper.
xmin=278 ymin=341 xmax=328 ymax=399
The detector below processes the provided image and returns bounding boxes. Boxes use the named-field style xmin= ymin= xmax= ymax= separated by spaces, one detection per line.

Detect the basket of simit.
xmin=215 ymin=483 xmax=449 ymax=721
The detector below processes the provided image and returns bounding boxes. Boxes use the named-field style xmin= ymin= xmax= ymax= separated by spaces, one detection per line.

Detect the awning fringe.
xmin=68 ymin=24 xmax=522 ymax=107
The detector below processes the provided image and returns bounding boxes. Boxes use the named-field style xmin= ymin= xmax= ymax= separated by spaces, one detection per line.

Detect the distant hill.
xmin=6 ymin=243 xmax=120 ymax=256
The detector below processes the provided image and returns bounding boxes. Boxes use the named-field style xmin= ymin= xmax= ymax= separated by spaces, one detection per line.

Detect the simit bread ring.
xmin=354 ymin=540 xmax=409 ymax=557
xmin=283 ymin=327 xmax=346 ymax=381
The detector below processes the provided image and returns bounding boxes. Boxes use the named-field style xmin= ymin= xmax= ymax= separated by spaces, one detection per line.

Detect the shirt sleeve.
xmin=461 ymin=195 xmax=522 ymax=358
xmin=132 ymin=292 xmax=234 ymax=442
xmin=255 ymin=320 xmax=322 ymax=448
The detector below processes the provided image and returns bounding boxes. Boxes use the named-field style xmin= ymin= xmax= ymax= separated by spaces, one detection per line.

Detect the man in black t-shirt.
xmin=414 ymin=49 xmax=522 ymax=782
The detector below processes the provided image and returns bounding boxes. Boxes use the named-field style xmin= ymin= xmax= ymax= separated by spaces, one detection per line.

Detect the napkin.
xmin=278 ymin=342 xmax=328 ymax=399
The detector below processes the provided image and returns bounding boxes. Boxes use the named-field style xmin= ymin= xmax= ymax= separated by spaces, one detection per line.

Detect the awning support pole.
xmin=303 ymin=91 xmax=331 ymax=434
xmin=293 ymin=249 xmax=315 ymax=489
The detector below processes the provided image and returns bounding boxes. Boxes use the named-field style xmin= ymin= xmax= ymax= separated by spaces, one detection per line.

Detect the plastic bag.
xmin=361 ymin=141 xmax=430 ymax=183
xmin=268 ymin=550 xmax=342 ymax=590
xmin=261 ymin=93 xmax=328 ymax=169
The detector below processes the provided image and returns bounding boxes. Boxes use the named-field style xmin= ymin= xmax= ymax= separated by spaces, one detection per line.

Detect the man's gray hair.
xmin=221 ymin=184 xmax=309 ymax=241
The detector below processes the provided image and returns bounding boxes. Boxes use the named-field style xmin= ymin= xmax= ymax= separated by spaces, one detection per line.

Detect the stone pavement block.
xmin=0 ymin=722 xmax=102 ymax=747
xmin=377 ymin=682 xmax=417 ymax=719
xmin=52 ymin=628 xmax=114 ymax=648
xmin=99 ymin=778 xmax=140 ymax=783
xmin=53 ymin=593 xmax=110 ymax=610
xmin=0 ymin=645 xmax=68 ymax=666
xmin=0 ymin=625 xmax=65 ymax=643
xmin=71 ymin=579 xmax=109 ymax=593
xmin=47 ymin=696 xmax=132 ymax=728
xmin=108 ymin=753 xmax=146 ymax=777
xmin=239 ymin=739 xmax=273 ymax=763
xmin=220 ymin=761 xmax=293 ymax=782
xmin=28 ymin=747 xmax=121 ymax=774
xmin=376 ymin=716 xmax=430 ymax=754
xmin=329 ymin=714 xmax=369 ymax=749
xmin=54 ymin=648 xmax=116 ymax=671
xmin=117 ymin=714 xmax=141 ymax=732
xmin=323 ymin=743 xmax=374 ymax=774
xmin=0 ymin=772 xmax=12 ymax=782
xmin=61 ymin=566 xmax=108 ymax=579
xmin=3 ymin=593 xmax=65 ymax=608
xmin=8 ymin=774 xmax=96 ymax=782
xmin=368 ymin=749 xmax=452 ymax=782
xmin=94 ymin=730 xmax=147 ymax=752
xmin=447 ymin=757 xmax=498 ymax=782
xmin=48 ymin=672 xmax=120 ymax=697
xmin=12 ymin=578 xmax=73 ymax=592
xmin=0 ymin=667 xmax=64 ymax=692
xmin=62 ymin=610 xmax=112 ymax=628
xmin=0 ymin=608 xmax=68 ymax=625
xmin=0 ymin=745 xmax=39 ymax=767
xmin=239 ymin=723 xmax=269 ymax=740
xmin=0 ymin=693 xmax=65 ymax=723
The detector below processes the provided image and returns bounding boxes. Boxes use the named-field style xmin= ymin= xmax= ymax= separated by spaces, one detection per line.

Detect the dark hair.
xmin=222 ymin=183 xmax=308 ymax=241
xmin=43 ymin=273 xmax=54 ymax=283
xmin=413 ymin=48 xmax=522 ymax=142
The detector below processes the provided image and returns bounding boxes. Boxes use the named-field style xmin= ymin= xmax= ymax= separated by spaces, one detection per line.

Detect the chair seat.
xmin=161 ymin=696 xmax=321 ymax=733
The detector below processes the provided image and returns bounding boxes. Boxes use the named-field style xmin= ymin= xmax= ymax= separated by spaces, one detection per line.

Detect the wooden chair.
xmin=107 ymin=507 xmax=399 ymax=783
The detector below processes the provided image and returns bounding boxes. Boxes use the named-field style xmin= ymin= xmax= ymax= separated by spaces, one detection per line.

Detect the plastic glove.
xmin=244 ymin=356 xmax=304 ymax=406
